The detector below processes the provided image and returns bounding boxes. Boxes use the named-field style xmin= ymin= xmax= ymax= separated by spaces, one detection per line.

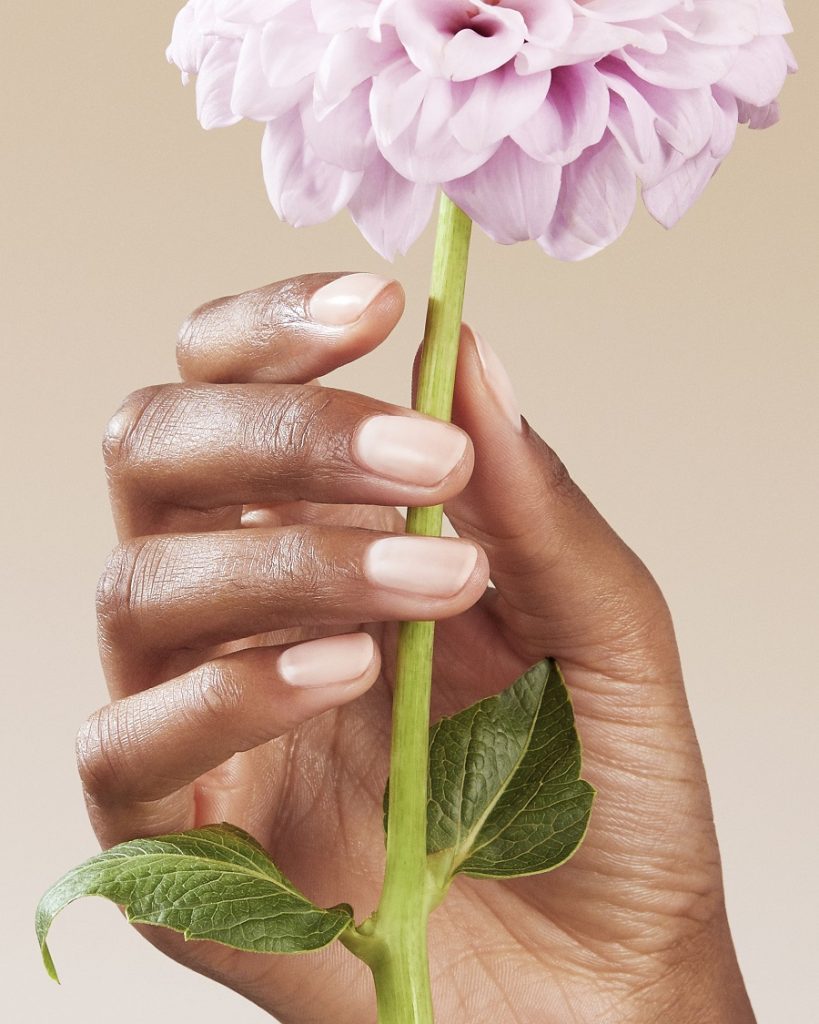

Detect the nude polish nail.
xmin=364 ymin=537 xmax=478 ymax=597
xmin=278 ymin=633 xmax=375 ymax=688
xmin=309 ymin=273 xmax=392 ymax=326
xmin=473 ymin=330 xmax=522 ymax=432
xmin=354 ymin=415 xmax=468 ymax=486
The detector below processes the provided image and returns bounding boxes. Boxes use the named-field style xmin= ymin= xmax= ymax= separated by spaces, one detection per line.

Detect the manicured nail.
xmin=473 ymin=330 xmax=522 ymax=432
xmin=354 ymin=415 xmax=468 ymax=487
xmin=365 ymin=537 xmax=478 ymax=597
xmin=279 ymin=633 xmax=375 ymax=689
xmin=309 ymin=273 xmax=392 ymax=326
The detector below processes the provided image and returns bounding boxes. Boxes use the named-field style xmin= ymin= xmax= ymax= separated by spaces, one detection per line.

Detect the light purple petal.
xmin=313 ymin=27 xmax=399 ymax=117
xmin=167 ymin=3 xmax=209 ymax=77
xmin=718 ymin=35 xmax=793 ymax=107
xmin=369 ymin=58 xmax=429 ymax=146
xmin=258 ymin=14 xmax=326 ymax=90
xmin=641 ymin=87 xmax=737 ymax=230
xmin=443 ymin=3 xmax=527 ymax=81
xmin=513 ymin=63 xmax=610 ymax=165
xmin=302 ymin=82 xmax=376 ymax=171
xmin=661 ymin=1 xmax=760 ymax=46
xmin=232 ymin=29 xmax=309 ymax=121
xmin=642 ymin=147 xmax=719 ymax=229
xmin=622 ymin=33 xmax=738 ymax=89
xmin=445 ymin=140 xmax=562 ymax=244
xmin=709 ymin=88 xmax=739 ymax=159
xmin=311 ymin=0 xmax=377 ymax=33
xmin=348 ymin=156 xmax=436 ymax=259
xmin=577 ymin=0 xmax=679 ymax=19
xmin=758 ymin=0 xmax=794 ymax=35
xmin=737 ymin=99 xmax=781 ymax=130
xmin=262 ymin=112 xmax=363 ymax=227
xmin=196 ymin=37 xmax=242 ymax=129
xmin=538 ymin=132 xmax=637 ymax=260
xmin=377 ymin=77 xmax=501 ymax=184
xmin=450 ymin=65 xmax=552 ymax=153
xmin=619 ymin=70 xmax=715 ymax=158
xmin=388 ymin=0 xmax=525 ymax=81
xmin=508 ymin=0 xmax=573 ymax=46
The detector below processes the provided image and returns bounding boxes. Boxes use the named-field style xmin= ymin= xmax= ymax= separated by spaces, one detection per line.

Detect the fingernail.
xmin=354 ymin=415 xmax=468 ymax=487
xmin=365 ymin=537 xmax=478 ymax=597
xmin=279 ymin=633 xmax=375 ymax=689
xmin=309 ymin=273 xmax=392 ymax=326
xmin=473 ymin=330 xmax=522 ymax=432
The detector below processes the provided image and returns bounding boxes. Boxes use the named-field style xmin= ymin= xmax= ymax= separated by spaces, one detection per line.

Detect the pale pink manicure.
xmin=365 ymin=537 xmax=478 ymax=597
xmin=309 ymin=273 xmax=392 ymax=326
xmin=354 ymin=415 xmax=468 ymax=486
xmin=279 ymin=633 xmax=375 ymax=688
xmin=473 ymin=330 xmax=522 ymax=432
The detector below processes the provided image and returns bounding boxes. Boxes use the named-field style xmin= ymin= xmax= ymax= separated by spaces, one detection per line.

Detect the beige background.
xmin=2 ymin=2 xmax=817 ymax=1020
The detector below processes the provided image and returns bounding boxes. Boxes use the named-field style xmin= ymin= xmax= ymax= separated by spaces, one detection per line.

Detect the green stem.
xmin=369 ymin=195 xmax=473 ymax=1024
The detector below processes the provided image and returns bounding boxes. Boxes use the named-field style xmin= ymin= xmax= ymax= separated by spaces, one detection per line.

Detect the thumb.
xmin=446 ymin=326 xmax=678 ymax=685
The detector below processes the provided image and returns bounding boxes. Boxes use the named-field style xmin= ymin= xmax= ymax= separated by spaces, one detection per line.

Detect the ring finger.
xmin=97 ymin=526 xmax=488 ymax=696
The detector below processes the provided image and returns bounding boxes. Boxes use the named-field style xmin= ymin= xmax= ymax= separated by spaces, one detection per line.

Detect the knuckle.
xmin=102 ymin=385 xmax=166 ymax=479
xmin=95 ymin=537 xmax=154 ymax=638
xmin=193 ymin=660 xmax=247 ymax=725
xmin=176 ymin=297 xmax=226 ymax=370
xmin=75 ymin=705 xmax=131 ymax=802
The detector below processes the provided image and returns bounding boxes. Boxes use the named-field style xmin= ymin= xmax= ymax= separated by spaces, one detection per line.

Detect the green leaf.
xmin=425 ymin=659 xmax=594 ymax=882
xmin=36 ymin=823 xmax=353 ymax=982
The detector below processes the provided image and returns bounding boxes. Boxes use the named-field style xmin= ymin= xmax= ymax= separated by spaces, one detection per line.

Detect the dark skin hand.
xmin=78 ymin=272 xmax=756 ymax=1023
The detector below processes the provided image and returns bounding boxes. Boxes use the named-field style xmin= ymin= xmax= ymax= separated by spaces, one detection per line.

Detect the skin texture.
xmin=78 ymin=272 xmax=757 ymax=1023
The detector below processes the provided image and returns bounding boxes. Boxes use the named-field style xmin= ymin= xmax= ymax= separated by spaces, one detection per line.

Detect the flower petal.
xmin=311 ymin=0 xmax=377 ymax=33
xmin=622 ymin=33 xmax=738 ymax=89
xmin=445 ymin=140 xmax=562 ymax=244
xmin=232 ymin=28 xmax=309 ymax=121
xmin=538 ymin=132 xmax=637 ymax=260
xmin=387 ymin=0 xmax=526 ymax=81
xmin=313 ymin=27 xmax=399 ymax=117
xmin=258 ymin=12 xmax=326 ymax=90
xmin=262 ymin=112 xmax=363 ymax=227
xmin=303 ymin=82 xmax=376 ymax=171
xmin=450 ymin=65 xmax=552 ymax=152
xmin=641 ymin=86 xmax=737 ymax=230
xmin=513 ymin=63 xmax=610 ymax=165
xmin=370 ymin=58 xmax=429 ymax=147
xmin=196 ymin=37 xmax=242 ymax=129
xmin=376 ymin=77 xmax=500 ymax=183
xmin=718 ymin=35 xmax=793 ymax=107
xmin=443 ymin=3 xmax=527 ymax=81
xmin=348 ymin=156 xmax=436 ymax=259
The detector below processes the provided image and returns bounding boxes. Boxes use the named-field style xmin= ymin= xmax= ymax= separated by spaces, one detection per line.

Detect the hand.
xmin=79 ymin=272 xmax=754 ymax=1023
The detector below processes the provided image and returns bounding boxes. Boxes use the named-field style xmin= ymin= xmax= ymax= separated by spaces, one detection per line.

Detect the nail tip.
xmin=309 ymin=273 xmax=394 ymax=327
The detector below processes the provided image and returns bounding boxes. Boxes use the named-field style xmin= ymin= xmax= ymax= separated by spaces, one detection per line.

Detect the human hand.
xmin=79 ymin=272 xmax=754 ymax=1023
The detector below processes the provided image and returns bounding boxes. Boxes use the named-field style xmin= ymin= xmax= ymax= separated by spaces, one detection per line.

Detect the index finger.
xmin=178 ymin=272 xmax=405 ymax=384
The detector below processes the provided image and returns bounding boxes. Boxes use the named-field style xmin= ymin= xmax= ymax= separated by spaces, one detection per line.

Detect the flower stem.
xmin=370 ymin=195 xmax=473 ymax=1024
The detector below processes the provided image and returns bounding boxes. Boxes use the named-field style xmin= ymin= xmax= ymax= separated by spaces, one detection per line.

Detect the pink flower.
xmin=167 ymin=0 xmax=796 ymax=260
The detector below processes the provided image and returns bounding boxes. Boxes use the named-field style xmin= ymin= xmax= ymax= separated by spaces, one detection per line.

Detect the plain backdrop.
xmin=2 ymin=3 xmax=817 ymax=1021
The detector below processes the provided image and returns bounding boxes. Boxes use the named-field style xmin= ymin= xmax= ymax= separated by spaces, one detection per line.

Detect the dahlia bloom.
xmin=167 ymin=0 xmax=796 ymax=260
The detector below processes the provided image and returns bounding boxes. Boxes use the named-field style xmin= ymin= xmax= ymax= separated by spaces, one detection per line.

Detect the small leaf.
xmin=36 ymin=823 xmax=353 ymax=981
xmin=425 ymin=659 xmax=594 ymax=882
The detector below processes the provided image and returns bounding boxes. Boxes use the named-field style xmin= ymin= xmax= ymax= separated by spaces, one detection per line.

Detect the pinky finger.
xmin=76 ymin=633 xmax=380 ymax=847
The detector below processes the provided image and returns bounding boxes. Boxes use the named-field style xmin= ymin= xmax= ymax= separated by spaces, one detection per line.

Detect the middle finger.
xmin=105 ymin=382 xmax=474 ymax=539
